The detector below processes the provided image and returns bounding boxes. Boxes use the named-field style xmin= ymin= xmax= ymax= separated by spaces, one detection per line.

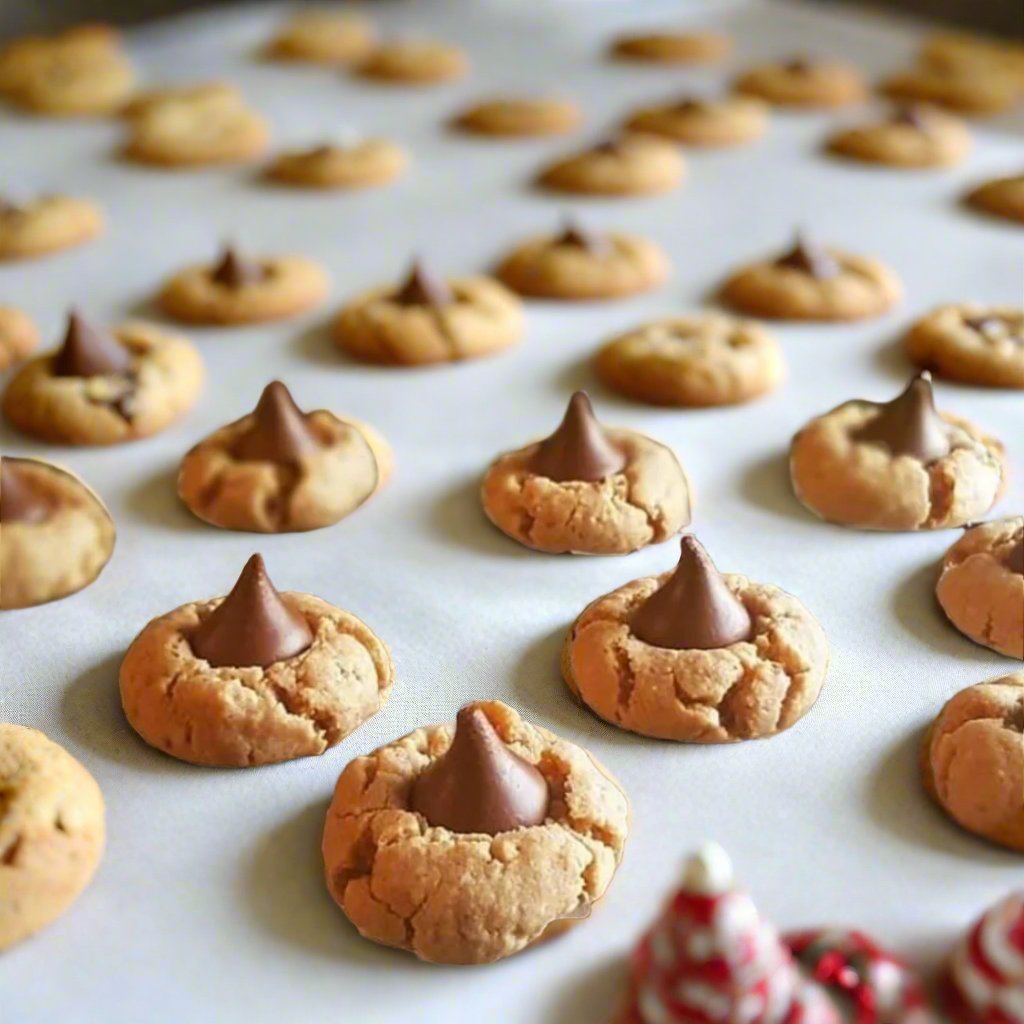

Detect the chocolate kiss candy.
xmin=410 ymin=706 xmax=550 ymax=835
xmin=891 ymin=105 xmax=929 ymax=130
xmin=189 ymin=554 xmax=314 ymax=668
xmin=51 ymin=310 xmax=132 ymax=379
xmin=234 ymin=381 xmax=320 ymax=464
xmin=392 ymin=260 xmax=452 ymax=307
xmin=631 ymin=536 xmax=753 ymax=650
xmin=1006 ymin=534 xmax=1024 ymax=575
xmin=852 ymin=372 xmax=951 ymax=464
xmin=211 ymin=246 xmax=265 ymax=288
xmin=532 ymin=391 xmax=626 ymax=483
xmin=964 ymin=314 xmax=1003 ymax=335
xmin=775 ymin=232 xmax=840 ymax=280
xmin=0 ymin=459 xmax=52 ymax=525
xmin=555 ymin=218 xmax=611 ymax=256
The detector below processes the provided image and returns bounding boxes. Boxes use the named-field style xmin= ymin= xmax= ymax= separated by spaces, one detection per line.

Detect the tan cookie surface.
xmin=321 ymin=700 xmax=629 ymax=965
xmin=3 ymin=322 xmax=203 ymax=446
xmin=0 ymin=24 xmax=121 ymax=93
xmin=453 ymin=97 xmax=580 ymax=137
xmin=357 ymin=40 xmax=468 ymax=84
xmin=827 ymin=107 xmax=970 ymax=167
xmin=562 ymin=570 xmax=828 ymax=742
xmin=333 ymin=275 xmax=523 ymax=366
xmin=922 ymin=672 xmax=1024 ymax=851
xmin=967 ymin=174 xmax=1024 ymax=224
xmin=789 ymin=403 xmax=1006 ymax=531
xmin=481 ymin=428 xmax=692 ymax=555
xmin=1 ymin=457 xmax=116 ymax=610
xmin=905 ymin=305 xmax=1024 ymax=389
xmin=265 ymin=11 xmax=374 ymax=64
xmin=936 ymin=517 xmax=1024 ymax=660
xmin=266 ymin=139 xmax=406 ymax=189
xmin=0 ymin=725 xmax=105 ymax=951
xmin=0 ymin=307 xmax=39 ymax=371
xmin=120 ymin=593 xmax=393 ymax=767
xmin=121 ymin=80 xmax=239 ymax=119
xmin=625 ymin=95 xmax=767 ymax=147
xmin=537 ymin=135 xmax=684 ymax=196
xmin=178 ymin=413 xmax=391 ymax=533
xmin=882 ymin=64 xmax=1021 ymax=116
xmin=610 ymin=30 xmax=731 ymax=64
xmin=0 ymin=196 xmax=104 ymax=262
xmin=596 ymin=314 xmax=784 ymax=407
xmin=734 ymin=59 xmax=866 ymax=107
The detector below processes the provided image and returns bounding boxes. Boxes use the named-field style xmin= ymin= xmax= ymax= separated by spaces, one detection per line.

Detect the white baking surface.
xmin=1 ymin=1 xmax=1022 ymax=1021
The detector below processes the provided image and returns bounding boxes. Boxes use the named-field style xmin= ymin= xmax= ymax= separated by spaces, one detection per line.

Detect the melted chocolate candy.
xmin=211 ymin=246 xmax=266 ymax=288
xmin=555 ymin=218 xmax=612 ymax=256
xmin=234 ymin=381 xmax=321 ymax=464
xmin=784 ymin=57 xmax=813 ymax=73
xmin=0 ymin=459 xmax=53 ymax=525
xmin=531 ymin=391 xmax=626 ymax=483
xmin=891 ymin=105 xmax=930 ymax=130
xmin=776 ymin=232 xmax=841 ymax=280
xmin=851 ymin=372 xmax=951 ymax=464
xmin=51 ymin=311 xmax=132 ymax=379
xmin=1006 ymin=533 xmax=1024 ymax=575
xmin=392 ymin=260 xmax=453 ymax=307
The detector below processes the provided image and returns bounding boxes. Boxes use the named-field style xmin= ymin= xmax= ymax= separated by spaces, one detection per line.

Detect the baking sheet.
xmin=1 ymin=1 xmax=1022 ymax=1021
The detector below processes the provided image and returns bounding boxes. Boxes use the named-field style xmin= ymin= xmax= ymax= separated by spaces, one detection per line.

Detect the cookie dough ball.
xmin=264 ymin=10 xmax=374 ymax=64
xmin=610 ymin=30 xmax=731 ymax=64
xmin=827 ymin=105 xmax=971 ymax=168
xmin=495 ymin=221 xmax=668 ymax=300
xmin=596 ymin=314 xmax=784 ymax=407
xmin=0 ymin=195 xmax=104 ymax=262
xmin=120 ymin=554 xmax=393 ymax=767
xmin=453 ymin=96 xmax=580 ymax=137
xmin=789 ymin=373 xmax=1006 ymax=531
xmin=178 ymin=380 xmax=391 ymax=533
xmin=967 ymin=173 xmax=1024 ymax=225
xmin=537 ymin=134 xmax=684 ymax=196
xmin=481 ymin=391 xmax=692 ymax=555
xmin=922 ymin=673 xmax=1024 ymax=851
xmin=734 ymin=57 xmax=867 ymax=108
xmin=0 ymin=725 xmax=105 ymax=951
xmin=881 ymin=62 xmax=1022 ymax=116
xmin=721 ymin=233 xmax=901 ymax=321
xmin=625 ymin=95 xmax=767 ymax=148
xmin=1 ymin=457 xmax=115 ymax=609
xmin=322 ymin=700 xmax=629 ymax=964
xmin=356 ymin=39 xmax=468 ymax=85
xmin=562 ymin=536 xmax=829 ymax=742
xmin=332 ymin=260 xmax=522 ymax=366
xmin=936 ymin=517 xmax=1023 ymax=659
xmin=266 ymin=139 xmax=406 ymax=190
xmin=3 ymin=312 xmax=203 ymax=446
xmin=0 ymin=306 xmax=39 ymax=371
xmin=905 ymin=305 xmax=1024 ymax=389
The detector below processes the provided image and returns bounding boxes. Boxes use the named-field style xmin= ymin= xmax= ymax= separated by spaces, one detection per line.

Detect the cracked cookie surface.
xmin=266 ymin=139 xmax=406 ymax=189
xmin=321 ymin=700 xmax=629 ymax=964
xmin=624 ymin=95 xmax=767 ymax=148
xmin=827 ymin=107 xmax=970 ymax=168
xmin=537 ymin=135 xmax=684 ymax=196
xmin=967 ymin=174 xmax=1024 ymax=224
xmin=264 ymin=11 xmax=374 ymax=64
xmin=0 ymin=724 xmax=105 ymax=951
xmin=0 ymin=196 xmax=104 ymax=262
xmin=453 ymin=97 xmax=580 ymax=137
xmin=734 ymin=58 xmax=866 ymax=107
xmin=356 ymin=40 xmax=468 ymax=84
xmin=0 ymin=307 xmax=38 ymax=371
xmin=120 ymin=592 xmax=393 ymax=767
xmin=882 ymin=63 xmax=1021 ymax=116
xmin=562 ymin=571 xmax=828 ymax=742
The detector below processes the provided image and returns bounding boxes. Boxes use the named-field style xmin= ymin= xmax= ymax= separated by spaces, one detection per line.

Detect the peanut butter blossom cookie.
xmin=266 ymin=138 xmax=407 ymax=190
xmin=0 ymin=195 xmax=104 ymax=262
xmin=882 ymin=60 xmax=1022 ymax=116
xmin=967 ymin=173 xmax=1024 ymax=224
xmin=0 ymin=725 xmax=105 ymax=951
xmin=178 ymin=380 xmax=391 ymax=533
xmin=789 ymin=373 xmax=1007 ymax=531
xmin=0 ymin=306 xmax=39 ymax=371
xmin=356 ymin=38 xmax=468 ymax=85
xmin=321 ymin=700 xmax=629 ymax=964
xmin=624 ymin=94 xmax=767 ymax=148
xmin=264 ymin=10 xmax=375 ymax=64
xmin=827 ymin=105 xmax=971 ymax=168
xmin=936 ymin=517 xmax=1024 ymax=659
xmin=2 ymin=312 xmax=203 ymax=446
xmin=921 ymin=31 xmax=1024 ymax=82
xmin=481 ymin=391 xmax=692 ymax=555
xmin=120 ymin=80 xmax=239 ymax=119
xmin=596 ymin=314 xmax=785 ymax=407
xmin=537 ymin=135 xmax=685 ymax=196
xmin=0 ymin=456 xmax=115 ymax=610
xmin=734 ymin=56 xmax=867 ymax=108
xmin=721 ymin=232 xmax=902 ymax=321
xmin=120 ymin=554 xmax=393 ymax=767
xmin=922 ymin=672 xmax=1024 ymax=852
xmin=332 ymin=260 xmax=523 ymax=365
xmin=159 ymin=245 xmax=328 ymax=325
xmin=563 ymin=536 xmax=828 ymax=742
xmin=610 ymin=29 xmax=731 ymax=64
xmin=496 ymin=220 xmax=668 ymax=300
xmin=452 ymin=97 xmax=581 ymax=137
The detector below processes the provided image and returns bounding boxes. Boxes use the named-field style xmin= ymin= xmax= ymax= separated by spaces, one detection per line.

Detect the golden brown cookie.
xmin=596 ymin=314 xmax=784 ymax=407
xmin=0 ymin=307 xmax=39 ymax=372
xmin=537 ymin=135 xmax=684 ymax=196
xmin=120 ymin=80 xmax=239 ymax=119
xmin=881 ymin=62 xmax=1021 ymax=116
xmin=922 ymin=672 xmax=1024 ymax=851
xmin=0 ymin=724 xmax=105 ymax=951
xmin=264 ymin=10 xmax=374 ymax=64
xmin=265 ymin=138 xmax=406 ymax=189
xmin=609 ymin=30 xmax=731 ymax=64
xmin=936 ymin=518 xmax=1023 ymax=659
xmin=904 ymin=304 xmax=1024 ymax=389
xmin=0 ymin=196 xmax=104 ymax=262
xmin=967 ymin=174 xmax=1024 ymax=225
xmin=827 ymin=105 xmax=970 ymax=168
xmin=0 ymin=23 xmax=120 ymax=93
xmin=921 ymin=31 xmax=1024 ymax=82
xmin=624 ymin=95 xmax=767 ymax=148
xmin=452 ymin=97 xmax=580 ymax=137
xmin=356 ymin=39 xmax=468 ymax=85
xmin=321 ymin=700 xmax=629 ymax=964
xmin=1 ymin=456 xmax=116 ymax=610
xmin=120 ymin=554 xmax=393 ymax=768
xmin=734 ymin=57 xmax=867 ymax=108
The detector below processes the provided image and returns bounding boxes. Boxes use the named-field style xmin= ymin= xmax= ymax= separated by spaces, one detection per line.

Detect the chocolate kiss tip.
xmin=52 ymin=310 xmax=131 ymax=379
xmin=189 ymin=553 xmax=313 ymax=669
xmin=776 ymin=231 xmax=839 ymax=280
xmin=410 ymin=705 xmax=550 ymax=835
xmin=393 ymin=259 xmax=452 ymax=307
xmin=211 ymin=245 xmax=264 ymax=288
xmin=853 ymin=372 xmax=951 ymax=464
xmin=234 ymin=380 xmax=320 ymax=464
xmin=631 ymin=535 xmax=753 ymax=651
xmin=0 ymin=458 xmax=52 ymax=525
xmin=531 ymin=390 xmax=626 ymax=483
xmin=556 ymin=217 xmax=610 ymax=255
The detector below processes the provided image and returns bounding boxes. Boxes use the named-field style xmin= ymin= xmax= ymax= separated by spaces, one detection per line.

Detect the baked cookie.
xmin=734 ymin=57 xmax=867 ymax=108
xmin=0 ymin=23 xmax=120 ymax=93
xmin=495 ymin=221 xmax=668 ymax=300
xmin=610 ymin=30 xmax=731 ymax=64
xmin=264 ymin=10 xmax=374 ymax=64
xmin=120 ymin=80 xmax=239 ymax=119
xmin=721 ymin=233 xmax=902 ymax=321
xmin=596 ymin=314 xmax=784 ymax=407
xmin=452 ymin=97 xmax=580 ymax=137
xmin=121 ymin=88 xmax=270 ymax=167
xmin=356 ymin=39 xmax=468 ymax=85
xmin=3 ymin=312 xmax=203 ymax=446
xmin=481 ymin=391 xmax=692 ymax=555
xmin=158 ymin=245 xmax=328 ymax=325
xmin=789 ymin=373 xmax=1007 ymax=531
xmin=1 ymin=456 xmax=115 ymax=610
xmin=0 ymin=307 xmax=39 ymax=372
xmin=537 ymin=135 xmax=684 ymax=196
xmin=922 ymin=31 xmax=1024 ymax=83
xmin=624 ymin=95 xmax=767 ymax=148
xmin=881 ymin=63 xmax=1021 ymax=116
xmin=827 ymin=105 xmax=970 ymax=168
xmin=936 ymin=517 xmax=1024 ymax=659
xmin=905 ymin=304 xmax=1024 ymax=389
xmin=119 ymin=553 xmax=393 ymax=767
xmin=178 ymin=380 xmax=391 ymax=533
xmin=967 ymin=174 xmax=1024 ymax=225
xmin=332 ymin=260 xmax=523 ymax=366
xmin=0 ymin=196 xmax=103 ymax=262
xmin=922 ymin=673 xmax=1024 ymax=851
xmin=0 ymin=725 xmax=105 ymax=951
xmin=563 ymin=536 xmax=828 ymax=742
xmin=265 ymin=138 xmax=406 ymax=189
xmin=321 ymin=700 xmax=629 ymax=964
